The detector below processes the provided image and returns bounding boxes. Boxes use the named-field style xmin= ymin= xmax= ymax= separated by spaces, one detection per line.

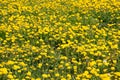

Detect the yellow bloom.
xmin=7 ymin=74 xmax=14 ymax=79
xmin=36 ymin=78 xmax=41 ymax=80
xmin=55 ymin=73 xmax=60 ymax=77
xmin=0 ymin=68 xmax=8 ymax=75
xmin=6 ymin=60 xmax=15 ymax=65
xmin=11 ymin=35 xmax=16 ymax=42
xmin=19 ymin=62 xmax=27 ymax=67
xmin=114 ymin=72 xmax=120 ymax=76
xmin=111 ymin=44 xmax=118 ymax=49
xmin=65 ymin=63 xmax=70 ymax=66
xmin=84 ymin=71 xmax=89 ymax=76
xmin=111 ymin=67 xmax=115 ymax=70
xmin=89 ymin=61 xmax=96 ymax=67
xmin=38 ymin=63 xmax=42 ymax=68
xmin=99 ymin=73 xmax=111 ymax=80
xmin=31 ymin=78 xmax=35 ymax=80
xmin=40 ymin=52 xmax=47 ymax=56
xmin=67 ymin=74 xmax=71 ymax=79
xmin=18 ymin=70 xmax=21 ymax=73
xmin=27 ymin=71 xmax=31 ymax=76
xmin=13 ymin=65 xmax=20 ymax=70
xmin=42 ymin=74 xmax=48 ymax=78
xmin=67 ymin=66 xmax=71 ymax=69
xmin=60 ymin=56 xmax=68 ymax=60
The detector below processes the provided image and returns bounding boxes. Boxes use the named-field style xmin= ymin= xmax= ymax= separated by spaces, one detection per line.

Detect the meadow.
xmin=0 ymin=0 xmax=120 ymax=80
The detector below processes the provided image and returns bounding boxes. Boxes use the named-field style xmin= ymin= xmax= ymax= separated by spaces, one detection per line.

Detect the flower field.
xmin=0 ymin=0 xmax=120 ymax=80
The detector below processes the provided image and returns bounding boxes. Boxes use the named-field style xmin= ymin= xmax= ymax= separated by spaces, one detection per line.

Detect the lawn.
xmin=0 ymin=0 xmax=120 ymax=80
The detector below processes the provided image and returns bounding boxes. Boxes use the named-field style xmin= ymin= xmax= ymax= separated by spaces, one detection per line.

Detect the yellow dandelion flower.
xmin=0 ymin=68 xmax=8 ymax=75
xmin=13 ymin=65 xmax=20 ymax=70
xmin=27 ymin=71 xmax=31 ymax=76
xmin=38 ymin=63 xmax=42 ymax=68
xmin=42 ymin=74 xmax=48 ymax=78
xmin=55 ymin=73 xmax=60 ymax=77
xmin=7 ymin=74 xmax=14 ymax=79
